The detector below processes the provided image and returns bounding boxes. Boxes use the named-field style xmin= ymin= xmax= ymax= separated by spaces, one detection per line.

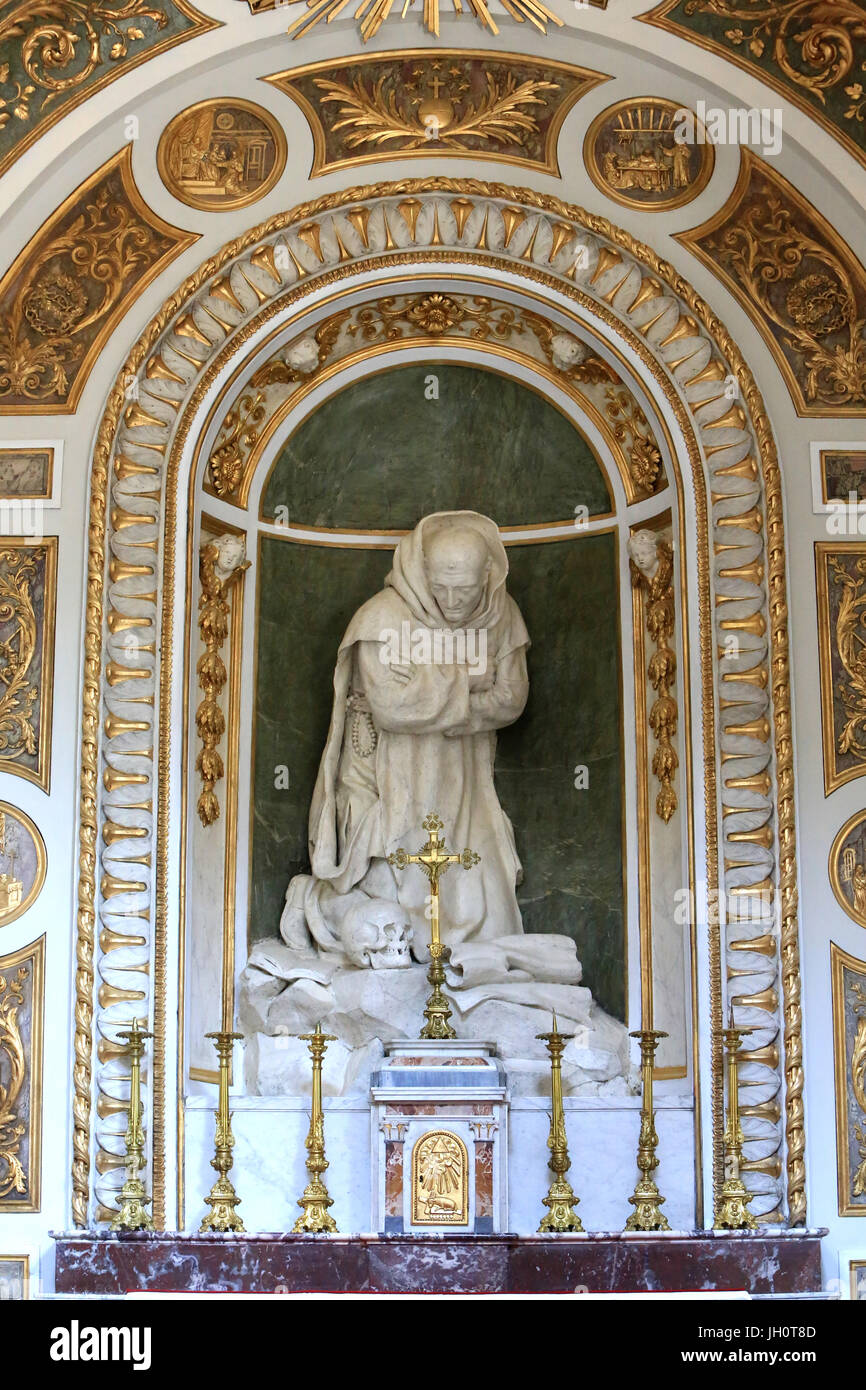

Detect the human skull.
xmin=342 ymin=898 xmax=414 ymax=970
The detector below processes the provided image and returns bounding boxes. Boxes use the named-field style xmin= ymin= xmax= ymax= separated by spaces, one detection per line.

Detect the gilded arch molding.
xmin=75 ymin=176 xmax=802 ymax=1231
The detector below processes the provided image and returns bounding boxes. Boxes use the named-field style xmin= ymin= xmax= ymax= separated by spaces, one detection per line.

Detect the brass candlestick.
xmin=388 ymin=812 xmax=479 ymax=1040
xmin=293 ymin=1023 xmax=339 ymax=1234
xmin=536 ymin=1013 xmax=583 ymax=1232
xmin=715 ymin=1009 xmax=757 ymax=1230
xmin=200 ymin=1030 xmax=245 ymax=1233
xmin=111 ymin=1019 xmax=154 ymax=1232
xmin=624 ymin=1029 xmax=671 ymax=1232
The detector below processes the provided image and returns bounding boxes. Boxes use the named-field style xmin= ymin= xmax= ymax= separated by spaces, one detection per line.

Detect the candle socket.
xmin=536 ymin=1014 xmax=583 ymax=1232
xmin=715 ymin=1017 xmax=758 ymax=1230
xmin=624 ymin=1029 xmax=670 ymax=1232
xmin=200 ymin=1030 xmax=245 ymax=1233
xmin=293 ymin=1023 xmax=339 ymax=1234
xmin=111 ymin=1019 xmax=154 ymax=1233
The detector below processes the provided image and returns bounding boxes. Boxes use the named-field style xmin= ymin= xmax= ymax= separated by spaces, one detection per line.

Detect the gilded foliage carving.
xmin=832 ymin=943 xmax=866 ymax=1214
xmin=644 ymin=0 xmax=866 ymax=168
xmin=208 ymin=291 xmax=666 ymax=506
xmin=816 ymin=543 xmax=866 ymax=794
xmin=196 ymin=536 xmax=248 ymax=826
xmin=0 ymin=1 xmax=213 ymax=178
xmin=630 ymin=535 xmax=678 ymax=822
xmin=678 ymin=153 xmax=866 ymax=414
xmin=0 ymin=540 xmax=56 ymax=792
xmin=0 ymin=936 xmax=43 ymax=1211
xmin=266 ymin=53 xmax=607 ymax=177
xmin=0 ymin=147 xmax=196 ymax=412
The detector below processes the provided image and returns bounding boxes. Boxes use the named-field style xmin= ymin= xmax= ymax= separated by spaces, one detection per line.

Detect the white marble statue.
xmin=241 ymin=511 xmax=633 ymax=1095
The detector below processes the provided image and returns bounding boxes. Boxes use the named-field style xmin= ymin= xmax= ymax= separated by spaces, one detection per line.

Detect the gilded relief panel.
xmin=643 ymin=0 xmax=866 ymax=171
xmin=832 ymin=943 xmax=866 ymax=1215
xmin=0 ymin=147 xmax=198 ymax=413
xmin=0 ymin=538 xmax=56 ymax=792
xmin=0 ymin=935 xmax=44 ymax=1212
xmin=816 ymin=543 xmax=866 ymax=795
xmin=266 ymin=52 xmax=609 ymax=177
xmin=0 ymin=1 xmax=216 ymax=180
xmin=0 ymin=448 xmax=53 ymax=499
xmin=821 ymin=450 xmax=866 ymax=504
xmin=0 ymin=805 xmax=46 ymax=929
xmin=584 ymin=99 xmax=713 ymax=211
xmin=677 ymin=151 xmax=866 ymax=416
xmin=158 ymin=99 xmax=287 ymax=211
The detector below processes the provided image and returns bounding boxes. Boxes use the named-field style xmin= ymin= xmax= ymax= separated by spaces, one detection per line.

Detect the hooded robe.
xmin=280 ymin=511 xmax=530 ymax=956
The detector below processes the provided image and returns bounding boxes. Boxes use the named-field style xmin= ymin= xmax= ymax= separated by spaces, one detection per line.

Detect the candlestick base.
xmin=292 ymin=1179 xmax=338 ymax=1234
xmin=624 ymin=1177 xmax=671 ymax=1232
xmin=539 ymin=1176 xmax=584 ymax=1232
xmin=110 ymin=1178 xmax=154 ymax=1233
xmin=420 ymin=942 xmax=456 ymax=1040
xmin=201 ymin=1174 xmax=245 ymax=1233
xmin=715 ymin=1174 xmax=758 ymax=1231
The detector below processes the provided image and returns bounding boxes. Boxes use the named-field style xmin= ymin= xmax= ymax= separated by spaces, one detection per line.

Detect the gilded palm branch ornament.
xmin=0 ymin=146 xmax=197 ymax=413
xmin=831 ymin=942 xmax=866 ymax=1214
xmin=0 ymin=1 xmax=215 ymax=180
xmin=0 ymin=540 xmax=56 ymax=792
xmin=816 ymin=543 xmax=866 ymax=794
xmin=267 ymin=53 xmax=608 ymax=178
xmin=0 ymin=936 xmax=44 ymax=1212
xmin=677 ymin=151 xmax=866 ymax=415
xmin=643 ymin=0 xmax=866 ymax=170
xmin=630 ymin=534 xmax=678 ymax=822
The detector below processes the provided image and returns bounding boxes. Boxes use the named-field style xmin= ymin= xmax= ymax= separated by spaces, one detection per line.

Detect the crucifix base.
xmin=420 ymin=942 xmax=456 ymax=1039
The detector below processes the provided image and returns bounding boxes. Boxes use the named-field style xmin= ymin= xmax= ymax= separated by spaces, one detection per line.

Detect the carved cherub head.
xmin=209 ymin=532 xmax=247 ymax=585
xmin=628 ymin=530 xmax=661 ymax=580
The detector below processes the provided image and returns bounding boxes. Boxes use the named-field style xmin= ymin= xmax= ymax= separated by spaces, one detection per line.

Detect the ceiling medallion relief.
xmin=643 ymin=0 xmax=866 ymax=172
xmin=678 ymin=150 xmax=866 ymax=416
xmin=206 ymin=290 xmax=666 ymax=509
xmin=266 ymin=52 xmax=610 ymax=178
xmin=0 ymin=1 xmax=217 ymax=180
xmin=584 ymin=99 xmax=714 ymax=212
xmin=157 ymin=99 xmax=288 ymax=212
xmin=77 ymin=182 xmax=801 ymax=1228
xmin=0 ymin=146 xmax=198 ymax=414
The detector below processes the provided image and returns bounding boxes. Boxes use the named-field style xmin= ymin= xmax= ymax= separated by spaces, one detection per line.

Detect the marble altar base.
xmin=53 ymin=1231 xmax=825 ymax=1295
xmin=183 ymin=1092 xmax=697 ymax=1233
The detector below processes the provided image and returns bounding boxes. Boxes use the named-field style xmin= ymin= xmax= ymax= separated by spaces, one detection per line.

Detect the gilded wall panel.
xmin=0 ymin=146 xmax=198 ymax=414
xmin=643 ymin=0 xmax=866 ymax=172
xmin=0 ymin=935 xmax=44 ymax=1212
xmin=832 ymin=942 xmax=866 ymax=1216
xmin=0 ymin=538 xmax=56 ymax=792
xmin=0 ymin=1 xmax=217 ymax=180
xmin=816 ymin=542 xmax=866 ymax=795
xmin=266 ymin=52 xmax=609 ymax=178
xmin=677 ymin=151 xmax=866 ymax=416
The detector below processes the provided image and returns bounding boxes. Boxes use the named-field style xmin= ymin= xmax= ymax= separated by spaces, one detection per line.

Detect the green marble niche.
xmin=261 ymin=364 xmax=612 ymax=529
xmin=251 ymin=530 xmax=625 ymax=1021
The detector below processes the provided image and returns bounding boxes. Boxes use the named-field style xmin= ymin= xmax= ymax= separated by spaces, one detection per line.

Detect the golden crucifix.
xmin=388 ymin=812 xmax=480 ymax=1040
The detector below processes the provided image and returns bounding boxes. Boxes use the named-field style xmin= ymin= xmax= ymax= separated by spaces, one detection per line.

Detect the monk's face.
xmin=426 ymin=535 xmax=489 ymax=625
